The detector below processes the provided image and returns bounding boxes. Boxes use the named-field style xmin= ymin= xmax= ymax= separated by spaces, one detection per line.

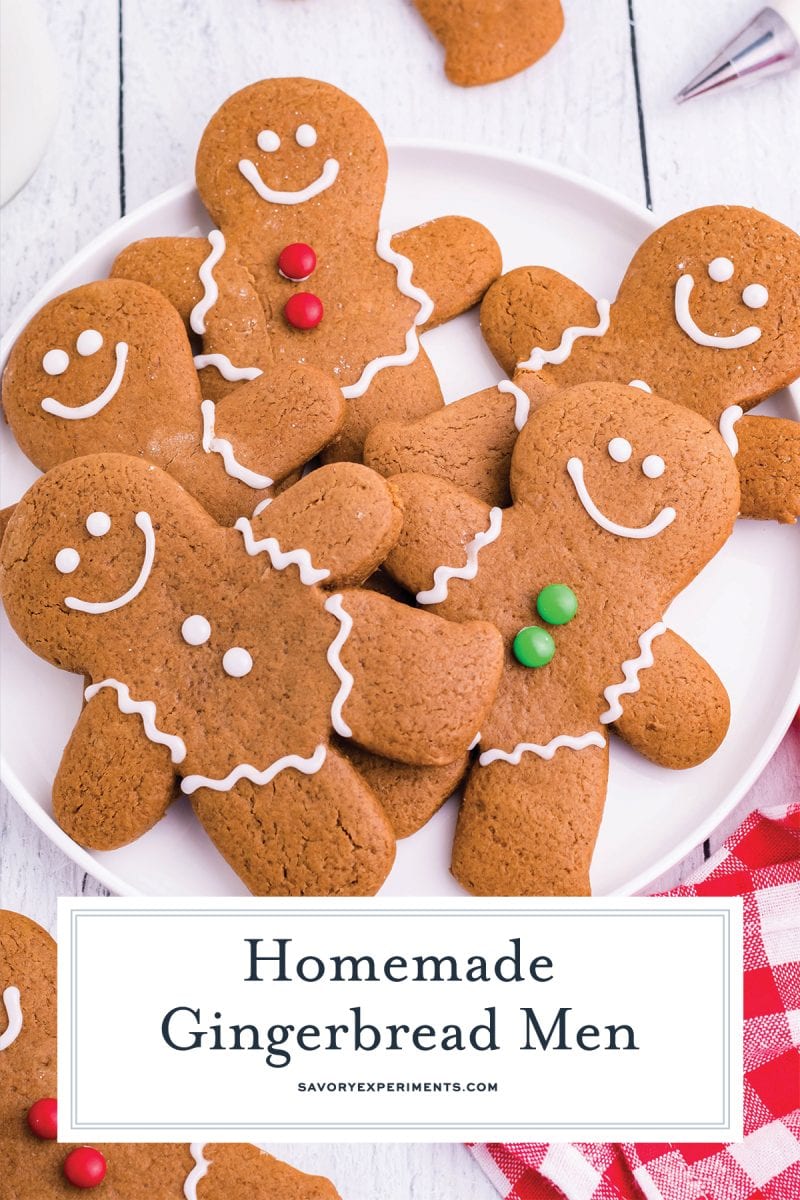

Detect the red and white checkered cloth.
xmin=471 ymin=730 xmax=800 ymax=1200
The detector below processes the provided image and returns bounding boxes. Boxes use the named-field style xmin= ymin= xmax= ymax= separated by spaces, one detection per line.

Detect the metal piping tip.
xmin=675 ymin=3 xmax=800 ymax=102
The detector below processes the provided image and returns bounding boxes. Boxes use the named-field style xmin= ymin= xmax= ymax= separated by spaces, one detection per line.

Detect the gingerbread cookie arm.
xmin=611 ymin=630 xmax=730 ymax=769
xmin=52 ymin=687 xmax=178 ymax=850
xmin=391 ymin=217 xmax=502 ymax=331
xmin=335 ymin=588 xmax=503 ymax=766
xmin=481 ymin=265 xmax=603 ymax=379
xmin=195 ymin=1145 xmax=343 ymax=1199
xmin=209 ymin=365 xmax=346 ymax=486
xmin=383 ymin=473 xmax=496 ymax=612
xmin=112 ymin=234 xmax=273 ymax=401
xmin=453 ymin=739 xmax=608 ymax=896
xmin=339 ymin=741 xmax=468 ymax=838
xmin=191 ymin=745 xmax=395 ymax=896
xmin=246 ymin=462 xmax=403 ymax=587
xmin=365 ymin=382 xmax=532 ymax=506
xmin=735 ymin=414 xmax=800 ymax=524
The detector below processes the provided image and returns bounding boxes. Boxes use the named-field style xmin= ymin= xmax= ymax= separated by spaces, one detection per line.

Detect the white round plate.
xmin=2 ymin=142 xmax=799 ymax=898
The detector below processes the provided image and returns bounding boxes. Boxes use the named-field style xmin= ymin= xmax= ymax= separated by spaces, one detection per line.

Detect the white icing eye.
xmin=76 ymin=329 xmax=104 ymax=356
xmin=222 ymin=646 xmax=253 ymax=677
xmin=628 ymin=379 xmax=652 ymax=393
xmin=182 ymin=614 xmax=211 ymax=646
xmin=642 ymin=454 xmax=665 ymax=479
xmin=55 ymin=547 xmax=80 ymax=574
xmin=295 ymin=123 xmax=317 ymax=147
xmin=257 ymin=129 xmax=280 ymax=152
xmin=42 ymin=348 xmax=69 ymax=376
xmin=742 ymin=283 xmax=768 ymax=309
xmin=85 ymin=511 xmax=111 ymax=537
xmin=608 ymin=437 xmax=632 ymax=463
xmin=708 ymin=257 xmax=734 ymax=283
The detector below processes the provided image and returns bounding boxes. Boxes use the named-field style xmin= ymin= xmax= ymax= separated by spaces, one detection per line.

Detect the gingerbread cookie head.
xmin=2 ymin=278 xmax=201 ymax=474
xmin=196 ymin=77 xmax=387 ymax=232
xmin=511 ymin=381 xmax=741 ymax=587
xmin=483 ymin=205 xmax=800 ymax=425
xmin=613 ymin=206 xmax=800 ymax=409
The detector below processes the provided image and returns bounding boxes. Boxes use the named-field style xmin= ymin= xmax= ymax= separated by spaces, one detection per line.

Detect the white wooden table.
xmin=1 ymin=1 xmax=798 ymax=1194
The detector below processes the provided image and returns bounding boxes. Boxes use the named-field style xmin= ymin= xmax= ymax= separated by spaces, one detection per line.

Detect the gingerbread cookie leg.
xmin=453 ymin=741 xmax=608 ymax=896
xmin=413 ymin=0 xmax=564 ymax=87
xmin=339 ymin=742 xmax=468 ymax=838
xmin=736 ymin=414 xmax=800 ymax=523
xmin=52 ymin=687 xmax=178 ymax=850
xmin=391 ymin=217 xmax=502 ymax=330
xmin=611 ymin=630 xmax=730 ymax=769
xmin=334 ymin=588 xmax=503 ymax=766
xmin=321 ymin=346 xmax=444 ymax=465
xmin=192 ymin=744 xmax=395 ymax=896
xmin=364 ymin=381 xmax=532 ymax=506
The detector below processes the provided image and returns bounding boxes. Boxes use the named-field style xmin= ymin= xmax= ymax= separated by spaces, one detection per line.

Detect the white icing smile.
xmin=41 ymin=341 xmax=129 ymax=419
xmin=674 ymin=274 xmax=761 ymax=350
xmin=567 ymin=457 xmax=676 ymax=539
xmin=238 ymin=151 xmax=339 ymax=205
xmin=64 ymin=510 xmax=156 ymax=613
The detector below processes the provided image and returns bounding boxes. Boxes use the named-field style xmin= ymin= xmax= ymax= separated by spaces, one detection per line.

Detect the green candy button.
xmin=513 ymin=625 xmax=555 ymax=668
xmin=536 ymin=583 xmax=578 ymax=626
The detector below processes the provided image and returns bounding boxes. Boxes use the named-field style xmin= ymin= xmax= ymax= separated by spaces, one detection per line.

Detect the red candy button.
xmin=27 ymin=1097 xmax=58 ymax=1139
xmin=278 ymin=242 xmax=317 ymax=281
xmin=284 ymin=292 xmax=323 ymax=330
xmin=63 ymin=1146 xmax=107 ymax=1188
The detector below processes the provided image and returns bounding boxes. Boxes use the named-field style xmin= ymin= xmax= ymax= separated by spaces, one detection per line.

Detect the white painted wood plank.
xmin=0 ymin=0 xmax=121 ymax=330
xmin=119 ymin=0 xmax=645 ymax=210
xmin=633 ymin=0 xmax=800 ymax=225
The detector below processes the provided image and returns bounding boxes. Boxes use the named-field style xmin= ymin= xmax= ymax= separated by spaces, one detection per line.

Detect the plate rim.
xmin=1 ymin=140 xmax=798 ymax=898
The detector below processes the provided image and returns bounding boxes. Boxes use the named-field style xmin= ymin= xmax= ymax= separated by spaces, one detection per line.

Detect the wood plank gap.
xmin=627 ymin=0 xmax=653 ymax=210
xmin=117 ymin=0 xmax=126 ymax=216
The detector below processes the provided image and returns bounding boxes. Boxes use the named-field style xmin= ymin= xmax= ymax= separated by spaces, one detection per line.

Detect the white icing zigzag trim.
xmin=184 ymin=1143 xmax=211 ymax=1200
xmin=84 ymin=679 xmax=187 ymax=764
xmin=674 ymin=275 xmax=761 ymax=350
xmin=324 ymin=594 xmax=354 ymax=738
xmin=42 ymin=342 xmax=129 ymax=419
xmin=417 ymin=507 xmax=503 ymax=605
xmin=479 ymin=731 xmax=606 ymax=766
xmin=234 ymin=517 xmax=329 ymax=585
xmin=66 ymin=511 xmax=156 ymax=613
xmin=201 ymin=399 xmax=273 ymax=489
xmin=375 ymin=229 xmax=435 ymax=323
xmin=194 ymin=353 xmax=262 ymax=382
xmin=567 ymin=458 xmax=676 ymax=540
xmin=497 ymin=379 xmax=530 ymax=431
xmin=190 ymin=230 xmax=225 ymax=335
xmin=518 ymin=300 xmax=611 ymax=371
xmin=599 ymin=621 xmax=667 ymax=724
xmin=0 ymin=986 xmax=22 ymax=1051
xmin=238 ymin=156 xmax=340 ymax=205
xmin=340 ymin=230 xmax=434 ymax=400
xmin=181 ymin=743 xmax=327 ymax=795
xmin=718 ymin=404 xmax=744 ymax=457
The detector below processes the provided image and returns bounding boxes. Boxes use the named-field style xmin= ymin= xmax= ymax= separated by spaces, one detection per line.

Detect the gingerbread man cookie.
xmin=368 ymin=206 xmax=800 ymax=523
xmin=384 ymin=382 xmax=739 ymax=895
xmin=0 ymin=456 xmax=503 ymax=896
xmin=413 ymin=0 xmax=564 ymax=86
xmin=1 ymin=278 xmax=344 ymax=526
xmin=0 ymin=908 xmax=342 ymax=1197
xmin=112 ymin=77 xmax=502 ymax=464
